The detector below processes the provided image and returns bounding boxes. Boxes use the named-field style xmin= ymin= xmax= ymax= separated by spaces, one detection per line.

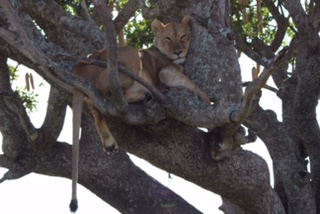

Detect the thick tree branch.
xmin=283 ymin=1 xmax=320 ymax=208
xmin=0 ymin=99 xmax=28 ymax=160
xmin=20 ymin=0 xmax=106 ymax=50
xmin=234 ymin=32 xmax=269 ymax=67
xmin=0 ymin=56 xmax=38 ymax=141
xmin=293 ymin=46 xmax=320 ymax=212
xmin=310 ymin=2 xmax=320 ymax=31
xmin=209 ymin=0 xmax=230 ymax=28
xmin=0 ymin=1 xmax=72 ymax=92
xmin=0 ymin=155 xmax=31 ymax=183
xmin=140 ymin=0 xmax=192 ymax=21
xmin=140 ymin=0 xmax=160 ymax=19
xmin=114 ymin=119 xmax=285 ymax=213
xmin=1 ymin=119 xmax=203 ymax=213
xmin=0 ymin=91 xmax=38 ymax=141
xmin=283 ymin=0 xmax=320 ymax=44
xmin=39 ymin=86 xmax=68 ymax=144
xmin=92 ymin=0 xmax=128 ymax=114
xmin=0 ymin=57 xmax=28 ymax=160
xmin=245 ymin=103 xmax=317 ymax=214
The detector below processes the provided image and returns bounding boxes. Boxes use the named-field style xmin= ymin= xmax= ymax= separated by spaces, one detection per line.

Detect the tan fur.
xmin=72 ymin=46 xmax=143 ymax=152
xmin=70 ymin=17 xmax=210 ymax=212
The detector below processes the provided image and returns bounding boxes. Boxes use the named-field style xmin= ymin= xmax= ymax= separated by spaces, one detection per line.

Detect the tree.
xmin=0 ymin=0 xmax=319 ymax=213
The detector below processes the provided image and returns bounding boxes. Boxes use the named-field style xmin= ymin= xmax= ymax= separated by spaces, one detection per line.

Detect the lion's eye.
xmin=181 ymin=35 xmax=187 ymax=41
xmin=165 ymin=37 xmax=172 ymax=43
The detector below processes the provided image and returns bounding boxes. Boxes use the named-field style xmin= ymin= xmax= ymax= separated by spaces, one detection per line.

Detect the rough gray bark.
xmin=0 ymin=0 xmax=319 ymax=214
xmin=281 ymin=2 xmax=320 ymax=213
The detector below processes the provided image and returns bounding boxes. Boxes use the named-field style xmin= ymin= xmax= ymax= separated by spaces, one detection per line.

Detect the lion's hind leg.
xmin=86 ymin=101 xmax=118 ymax=153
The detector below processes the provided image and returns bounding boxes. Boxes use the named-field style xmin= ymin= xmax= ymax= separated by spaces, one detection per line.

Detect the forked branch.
xmin=225 ymin=46 xmax=288 ymax=136
xmin=209 ymin=46 xmax=289 ymax=160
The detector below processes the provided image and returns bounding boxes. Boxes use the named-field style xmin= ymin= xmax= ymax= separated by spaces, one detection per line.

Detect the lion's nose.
xmin=173 ymin=50 xmax=182 ymax=56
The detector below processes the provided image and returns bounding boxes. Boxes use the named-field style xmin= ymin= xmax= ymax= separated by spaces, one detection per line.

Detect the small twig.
xmin=243 ymin=81 xmax=279 ymax=93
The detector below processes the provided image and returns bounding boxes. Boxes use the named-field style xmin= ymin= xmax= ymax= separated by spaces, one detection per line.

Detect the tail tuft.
xmin=69 ymin=199 xmax=78 ymax=212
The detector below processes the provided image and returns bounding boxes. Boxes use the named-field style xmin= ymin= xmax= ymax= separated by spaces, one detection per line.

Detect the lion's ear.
xmin=151 ymin=19 xmax=165 ymax=35
xmin=181 ymin=15 xmax=192 ymax=26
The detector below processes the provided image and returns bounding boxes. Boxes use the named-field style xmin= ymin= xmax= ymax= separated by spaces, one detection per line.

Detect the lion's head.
xmin=151 ymin=16 xmax=192 ymax=65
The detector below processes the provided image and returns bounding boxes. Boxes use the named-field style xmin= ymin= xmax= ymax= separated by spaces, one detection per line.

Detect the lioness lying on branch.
xmin=69 ymin=14 xmax=288 ymax=212
xmin=70 ymin=16 xmax=210 ymax=212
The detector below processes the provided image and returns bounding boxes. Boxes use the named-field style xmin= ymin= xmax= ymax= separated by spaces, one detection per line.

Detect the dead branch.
xmin=225 ymin=46 xmax=288 ymax=137
xmin=209 ymin=46 xmax=288 ymax=160
xmin=243 ymin=81 xmax=278 ymax=93
xmin=20 ymin=0 xmax=105 ymax=50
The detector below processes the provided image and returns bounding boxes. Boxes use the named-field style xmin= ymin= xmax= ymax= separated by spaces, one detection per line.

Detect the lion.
xmin=69 ymin=16 xmax=210 ymax=212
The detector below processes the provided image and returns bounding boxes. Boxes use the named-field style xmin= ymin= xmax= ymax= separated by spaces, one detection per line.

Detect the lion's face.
xmin=151 ymin=16 xmax=191 ymax=65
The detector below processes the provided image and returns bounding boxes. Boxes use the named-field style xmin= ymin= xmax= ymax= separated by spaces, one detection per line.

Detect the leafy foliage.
xmin=9 ymin=65 xmax=39 ymax=113
xmin=8 ymin=64 xmax=19 ymax=82
xmin=231 ymin=0 xmax=297 ymax=72
xmin=231 ymin=0 xmax=276 ymax=44
xmin=54 ymin=0 xmax=154 ymax=49
xmin=17 ymin=90 xmax=39 ymax=113
xmin=124 ymin=16 xmax=153 ymax=49
xmin=113 ymin=0 xmax=154 ymax=49
xmin=55 ymin=0 xmax=78 ymax=14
